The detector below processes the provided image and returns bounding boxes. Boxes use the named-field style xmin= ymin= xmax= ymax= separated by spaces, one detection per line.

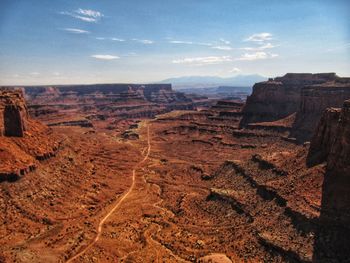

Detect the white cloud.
xmin=53 ymin=72 xmax=60 ymax=76
xmin=111 ymin=38 xmax=125 ymax=42
xmin=172 ymin=56 xmax=232 ymax=66
xmin=197 ymin=42 xmax=213 ymax=46
xmin=235 ymin=51 xmax=278 ymax=61
xmin=76 ymin=9 xmax=102 ymax=18
xmin=91 ymin=54 xmax=120 ymax=60
xmin=168 ymin=40 xmax=212 ymax=46
xmin=64 ymin=28 xmax=90 ymax=34
xmin=245 ymin=33 xmax=272 ymax=42
xmin=241 ymin=42 xmax=276 ymax=51
xmin=169 ymin=40 xmax=194 ymax=44
xmin=73 ymin=15 xmax=97 ymax=22
xmin=220 ymin=38 xmax=230 ymax=45
xmin=60 ymin=8 xmax=103 ymax=23
xmin=229 ymin=67 xmax=241 ymax=73
xmin=132 ymin=39 xmax=154 ymax=44
xmin=212 ymin=45 xmax=233 ymax=51
xmin=96 ymin=37 xmax=125 ymax=42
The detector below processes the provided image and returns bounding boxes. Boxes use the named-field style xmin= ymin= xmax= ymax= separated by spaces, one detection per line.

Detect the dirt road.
xmin=66 ymin=124 xmax=151 ymax=262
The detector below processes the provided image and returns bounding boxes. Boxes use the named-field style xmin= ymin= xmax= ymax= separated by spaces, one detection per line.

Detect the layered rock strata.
xmin=0 ymin=89 xmax=29 ymax=137
xmin=292 ymin=81 xmax=350 ymax=140
xmin=310 ymin=100 xmax=350 ymax=261
xmin=0 ymin=89 xmax=60 ymax=181
xmin=240 ymin=73 xmax=338 ymax=127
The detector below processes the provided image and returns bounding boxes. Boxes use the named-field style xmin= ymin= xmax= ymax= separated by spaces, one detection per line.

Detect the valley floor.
xmin=0 ymin=110 xmax=328 ymax=262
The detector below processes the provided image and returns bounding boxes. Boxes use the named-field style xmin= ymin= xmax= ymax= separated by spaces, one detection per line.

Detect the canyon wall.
xmin=0 ymin=88 xmax=60 ymax=181
xmin=17 ymin=83 xmax=194 ymax=125
xmin=241 ymin=73 xmax=350 ymax=142
xmin=307 ymin=107 xmax=341 ymax=165
xmin=292 ymin=82 xmax=350 ymax=141
xmin=311 ymin=100 xmax=350 ymax=261
xmin=309 ymin=100 xmax=350 ymax=221
xmin=0 ymin=89 xmax=29 ymax=137
xmin=240 ymin=73 xmax=338 ymax=127
xmin=22 ymin=84 xmax=188 ymax=105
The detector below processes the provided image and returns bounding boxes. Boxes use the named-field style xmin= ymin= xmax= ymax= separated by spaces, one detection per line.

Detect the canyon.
xmin=0 ymin=74 xmax=349 ymax=262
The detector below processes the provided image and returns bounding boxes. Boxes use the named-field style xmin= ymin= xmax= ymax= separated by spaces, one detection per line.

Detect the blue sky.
xmin=0 ymin=0 xmax=349 ymax=85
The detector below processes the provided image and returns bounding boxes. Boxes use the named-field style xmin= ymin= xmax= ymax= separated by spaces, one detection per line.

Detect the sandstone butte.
xmin=0 ymin=74 xmax=349 ymax=262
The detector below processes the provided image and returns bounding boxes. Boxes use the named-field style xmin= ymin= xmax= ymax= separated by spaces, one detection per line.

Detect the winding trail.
xmin=66 ymin=124 xmax=151 ymax=262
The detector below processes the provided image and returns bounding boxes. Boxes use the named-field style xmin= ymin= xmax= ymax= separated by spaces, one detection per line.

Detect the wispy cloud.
xmin=197 ymin=42 xmax=213 ymax=46
xmin=169 ymin=40 xmax=194 ymax=45
xmin=91 ymin=54 xmax=120 ymax=60
xmin=212 ymin=45 xmax=233 ymax=51
xmin=172 ymin=56 xmax=232 ymax=66
xmin=63 ymin=28 xmax=90 ymax=34
xmin=111 ymin=38 xmax=125 ymax=42
xmin=60 ymin=8 xmax=103 ymax=23
xmin=96 ymin=37 xmax=125 ymax=42
xmin=76 ymin=9 xmax=102 ymax=18
xmin=132 ymin=39 xmax=154 ymax=44
xmin=235 ymin=51 xmax=278 ymax=61
xmin=245 ymin=33 xmax=272 ymax=42
xmin=168 ymin=40 xmax=212 ymax=46
xmin=229 ymin=67 xmax=241 ymax=73
xmin=220 ymin=38 xmax=230 ymax=45
xmin=241 ymin=42 xmax=276 ymax=51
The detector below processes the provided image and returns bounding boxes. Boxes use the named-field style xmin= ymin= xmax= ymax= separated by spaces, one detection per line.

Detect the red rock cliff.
xmin=292 ymin=81 xmax=350 ymax=141
xmin=312 ymin=100 xmax=350 ymax=261
xmin=0 ymin=89 xmax=60 ymax=181
xmin=0 ymin=89 xmax=29 ymax=137
xmin=240 ymin=73 xmax=339 ymax=127
xmin=308 ymin=100 xmax=350 ymax=222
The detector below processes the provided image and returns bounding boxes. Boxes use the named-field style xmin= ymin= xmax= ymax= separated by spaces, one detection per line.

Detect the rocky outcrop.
xmin=307 ymin=108 xmax=341 ymax=165
xmin=311 ymin=100 xmax=350 ymax=261
xmin=240 ymin=73 xmax=339 ymax=127
xmin=14 ymin=83 xmax=194 ymax=127
xmin=22 ymin=84 xmax=191 ymax=106
xmin=0 ymin=89 xmax=60 ymax=181
xmin=327 ymin=100 xmax=350 ymax=177
xmin=0 ymin=89 xmax=29 ymax=137
xmin=310 ymin=100 xmax=350 ymax=220
xmin=292 ymin=81 xmax=350 ymax=141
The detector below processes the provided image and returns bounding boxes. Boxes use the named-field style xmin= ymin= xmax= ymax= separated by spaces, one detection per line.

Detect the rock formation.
xmin=11 ymin=83 xmax=194 ymax=129
xmin=308 ymin=100 xmax=350 ymax=218
xmin=307 ymin=108 xmax=341 ymax=165
xmin=310 ymin=100 xmax=350 ymax=261
xmin=240 ymin=73 xmax=350 ymax=142
xmin=0 ymin=88 xmax=60 ymax=181
xmin=292 ymin=81 xmax=350 ymax=141
xmin=22 ymin=84 xmax=191 ymax=106
xmin=0 ymin=89 xmax=29 ymax=137
xmin=240 ymin=73 xmax=338 ymax=127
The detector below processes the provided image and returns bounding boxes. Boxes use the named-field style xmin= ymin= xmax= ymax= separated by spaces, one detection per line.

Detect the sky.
xmin=0 ymin=0 xmax=349 ymax=85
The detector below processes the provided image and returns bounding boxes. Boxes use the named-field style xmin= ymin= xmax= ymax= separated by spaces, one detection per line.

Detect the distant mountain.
xmin=159 ymin=74 xmax=267 ymax=89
